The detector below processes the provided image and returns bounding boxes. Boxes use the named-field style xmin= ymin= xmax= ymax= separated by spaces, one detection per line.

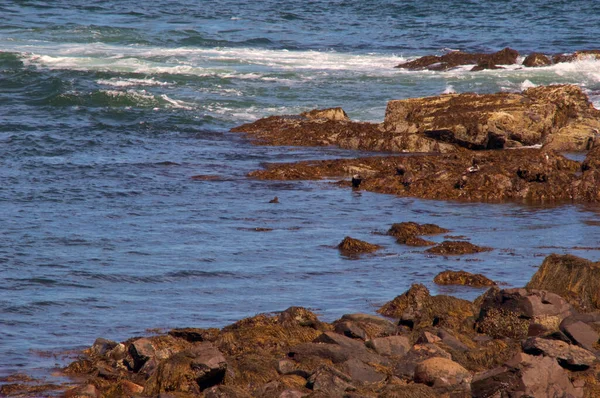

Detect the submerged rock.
xmin=433 ymin=270 xmax=496 ymax=287
xmin=523 ymin=52 xmax=552 ymax=67
xmin=526 ymin=254 xmax=600 ymax=311
xmin=426 ymin=241 xmax=492 ymax=255
xmin=337 ymin=236 xmax=382 ymax=255
xmin=387 ymin=222 xmax=448 ymax=247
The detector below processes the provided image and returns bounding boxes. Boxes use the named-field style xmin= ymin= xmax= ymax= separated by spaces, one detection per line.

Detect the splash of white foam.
xmin=443 ymin=85 xmax=456 ymax=94
xmin=520 ymin=79 xmax=537 ymax=90
xmin=97 ymin=77 xmax=172 ymax=87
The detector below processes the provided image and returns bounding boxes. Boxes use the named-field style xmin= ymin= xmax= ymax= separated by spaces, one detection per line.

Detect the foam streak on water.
xmin=1 ymin=0 xmax=600 ymax=381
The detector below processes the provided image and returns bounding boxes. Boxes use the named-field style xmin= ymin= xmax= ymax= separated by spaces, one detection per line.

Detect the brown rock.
xmin=471 ymin=352 xmax=583 ymax=398
xmin=337 ymin=236 xmax=381 ymax=255
xmin=64 ymin=384 xmax=100 ymax=398
xmin=477 ymin=287 xmax=574 ymax=338
xmin=128 ymin=337 xmax=156 ymax=371
xmin=306 ymin=365 xmax=356 ymax=394
xmin=560 ymin=318 xmax=600 ymax=352
xmin=341 ymin=358 xmax=387 ymax=383
xmin=393 ymin=344 xmax=452 ymax=379
xmin=414 ymin=357 xmax=472 ymax=390
xmin=433 ymin=270 xmax=495 ymax=287
xmin=300 ymin=107 xmax=349 ymax=122
xmin=522 ymin=337 xmax=597 ymax=370
xmin=144 ymin=343 xmax=227 ymax=394
xmin=337 ymin=313 xmax=398 ymax=338
xmin=523 ymin=52 xmax=552 ymax=67
xmin=416 ymin=331 xmax=442 ymax=345
xmin=526 ymin=254 xmax=600 ymax=311
xmin=378 ymin=284 xmax=475 ymax=333
xmin=553 ymin=49 xmax=600 ymax=64
xmin=366 ymin=335 xmax=411 ymax=357
xmin=203 ymin=385 xmax=253 ymax=398
xmin=387 ymin=222 xmax=447 ymax=246
xmin=426 ymin=241 xmax=492 ymax=255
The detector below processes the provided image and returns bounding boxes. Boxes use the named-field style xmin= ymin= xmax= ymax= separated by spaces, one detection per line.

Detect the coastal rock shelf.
xmin=233 ymin=85 xmax=600 ymax=153
xmin=6 ymin=254 xmax=600 ymax=397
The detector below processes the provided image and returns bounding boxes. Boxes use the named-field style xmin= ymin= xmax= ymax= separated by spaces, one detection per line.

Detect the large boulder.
xmin=522 ymin=337 xmax=597 ymax=370
xmin=144 ymin=343 xmax=227 ymax=395
xmin=378 ymin=284 xmax=476 ymax=333
xmin=471 ymin=352 xmax=583 ymax=398
xmin=433 ymin=270 xmax=496 ymax=287
xmin=477 ymin=287 xmax=574 ymax=338
xmin=526 ymin=254 xmax=600 ymax=311
xmin=383 ymin=84 xmax=600 ymax=151
xmin=523 ymin=52 xmax=552 ymax=67
xmin=414 ymin=357 xmax=472 ymax=393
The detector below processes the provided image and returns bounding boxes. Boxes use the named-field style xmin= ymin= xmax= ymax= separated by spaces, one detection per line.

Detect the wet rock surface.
xmin=387 ymin=222 xmax=448 ymax=247
xmin=425 ymin=241 xmax=492 ymax=255
xmin=337 ymin=236 xmax=382 ymax=256
xmin=6 ymin=254 xmax=600 ymax=397
xmin=395 ymin=47 xmax=519 ymax=71
xmin=433 ymin=270 xmax=496 ymax=287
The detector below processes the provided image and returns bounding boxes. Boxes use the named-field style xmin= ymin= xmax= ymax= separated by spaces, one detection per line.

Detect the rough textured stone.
xmin=306 ymin=365 xmax=356 ymax=394
xmin=300 ymin=107 xmax=349 ymax=122
xmin=341 ymin=358 xmax=386 ymax=383
xmin=128 ymin=338 xmax=156 ymax=371
xmin=526 ymin=254 xmax=600 ymax=311
xmin=395 ymin=48 xmax=518 ymax=71
xmin=366 ymin=335 xmax=411 ymax=357
xmin=144 ymin=343 xmax=227 ymax=395
xmin=425 ymin=241 xmax=492 ymax=255
xmin=337 ymin=236 xmax=381 ymax=256
xmin=523 ymin=52 xmax=552 ymax=67
xmin=522 ymin=337 xmax=597 ymax=370
xmin=433 ymin=270 xmax=495 ymax=287
xmin=560 ymin=318 xmax=600 ymax=352
xmin=477 ymin=287 xmax=574 ymax=338
xmin=393 ymin=344 xmax=452 ymax=379
xmin=387 ymin=222 xmax=447 ymax=246
xmin=471 ymin=353 xmax=583 ymax=398
xmin=414 ymin=357 xmax=472 ymax=390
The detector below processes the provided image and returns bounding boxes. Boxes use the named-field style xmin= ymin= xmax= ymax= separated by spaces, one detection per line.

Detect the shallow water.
xmin=1 ymin=0 xmax=600 ymax=381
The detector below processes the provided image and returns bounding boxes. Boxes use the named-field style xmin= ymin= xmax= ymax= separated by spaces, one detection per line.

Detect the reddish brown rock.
xmin=387 ymin=222 xmax=448 ymax=246
xmin=426 ymin=241 xmax=492 ymax=255
xmin=523 ymin=52 xmax=552 ymax=67
xmin=366 ymin=335 xmax=411 ymax=357
xmin=560 ymin=317 xmax=600 ymax=352
xmin=433 ymin=270 xmax=496 ymax=287
xmin=337 ymin=236 xmax=382 ymax=255
xmin=471 ymin=352 xmax=583 ymax=398
xmin=526 ymin=254 xmax=600 ymax=311
xmin=553 ymin=49 xmax=600 ymax=63
xmin=522 ymin=337 xmax=597 ymax=369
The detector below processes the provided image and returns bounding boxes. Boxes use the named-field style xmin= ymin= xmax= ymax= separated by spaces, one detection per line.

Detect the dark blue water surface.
xmin=1 ymin=0 xmax=600 ymax=380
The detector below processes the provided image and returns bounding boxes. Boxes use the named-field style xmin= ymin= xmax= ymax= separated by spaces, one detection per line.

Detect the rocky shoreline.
xmin=3 ymin=252 xmax=599 ymax=397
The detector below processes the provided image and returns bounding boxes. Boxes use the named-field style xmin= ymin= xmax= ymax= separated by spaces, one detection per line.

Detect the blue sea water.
xmin=1 ymin=0 xmax=600 ymax=381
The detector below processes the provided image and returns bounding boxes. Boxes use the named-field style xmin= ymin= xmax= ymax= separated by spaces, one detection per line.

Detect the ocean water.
xmin=1 ymin=0 xmax=600 ymax=381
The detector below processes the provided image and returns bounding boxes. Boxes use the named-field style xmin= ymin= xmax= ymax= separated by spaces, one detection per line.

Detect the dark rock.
xmin=289 ymin=342 xmax=352 ymax=364
xmin=334 ymin=321 xmax=367 ymax=340
xmin=387 ymin=221 xmax=447 ymax=247
xmin=306 ymin=365 xmax=356 ymax=394
xmin=437 ymin=329 xmax=470 ymax=352
xmin=433 ymin=270 xmax=496 ymax=287
xmin=553 ymin=49 xmax=600 ymax=64
xmin=333 ymin=313 xmax=398 ymax=340
xmin=204 ymin=385 xmax=253 ymax=398
xmin=269 ymin=196 xmax=279 ymax=203
xmin=300 ymin=107 xmax=349 ymax=122
xmin=395 ymin=48 xmax=518 ymax=71
xmin=337 ymin=236 xmax=381 ymax=255
xmin=64 ymin=384 xmax=101 ymax=398
xmin=526 ymin=254 xmax=600 ymax=311
xmin=471 ymin=352 xmax=583 ymax=398
xmin=416 ymin=331 xmax=441 ymax=344
xmin=144 ymin=342 xmax=227 ymax=395
xmin=365 ymin=335 xmax=411 ymax=357
xmin=90 ymin=338 xmax=118 ymax=357
xmin=128 ymin=337 xmax=156 ymax=372
xmin=471 ymin=59 xmax=503 ymax=71
xmin=168 ymin=328 xmax=206 ymax=342
xmin=426 ymin=241 xmax=492 ymax=255
xmin=522 ymin=337 xmax=596 ymax=370
xmin=341 ymin=358 xmax=386 ymax=383
xmin=277 ymin=306 xmax=327 ymax=330
xmin=523 ymin=52 xmax=552 ymax=67
xmin=313 ymin=331 xmax=386 ymax=365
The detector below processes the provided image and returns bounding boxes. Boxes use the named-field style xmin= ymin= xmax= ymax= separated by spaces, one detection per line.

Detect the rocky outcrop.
xmin=523 ymin=52 xmax=552 ymax=67
xmin=337 ymin=236 xmax=381 ymax=256
xmin=383 ymin=85 xmax=600 ymax=151
xmin=395 ymin=47 xmax=519 ymax=71
xmin=553 ymin=49 xmax=600 ymax=63
xmin=250 ymin=147 xmax=599 ymax=203
xmin=526 ymin=253 xmax=600 ymax=311
xmin=433 ymin=270 xmax=496 ymax=287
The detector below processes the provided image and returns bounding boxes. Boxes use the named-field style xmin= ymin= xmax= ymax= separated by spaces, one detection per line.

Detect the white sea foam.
xmin=520 ymin=79 xmax=537 ymax=90
xmin=160 ymin=94 xmax=194 ymax=110
xmin=97 ymin=77 xmax=172 ymax=87
xmin=443 ymin=85 xmax=456 ymax=94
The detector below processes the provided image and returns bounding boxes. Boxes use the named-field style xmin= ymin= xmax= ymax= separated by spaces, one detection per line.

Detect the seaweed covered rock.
xmin=476 ymin=287 xmax=574 ymax=338
xmin=384 ymin=84 xmax=600 ymax=151
xmin=426 ymin=241 xmax=492 ymax=255
xmin=523 ymin=52 xmax=552 ymax=67
xmin=387 ymin=222 xmax=448 ymax=246
xmin=527 ymin=254 xmax=600 ymax=311
xmin=377 ymin=284 xmax=476 ymax=333
xmin=337 ymin=236 xmax=381 ymax=256
xmin=433 ymin=270 xmax=496 ymax=287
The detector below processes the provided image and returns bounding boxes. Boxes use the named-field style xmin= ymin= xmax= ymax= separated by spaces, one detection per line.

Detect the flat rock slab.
xmin=522 ymin=337 xmax=597 ymax=369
